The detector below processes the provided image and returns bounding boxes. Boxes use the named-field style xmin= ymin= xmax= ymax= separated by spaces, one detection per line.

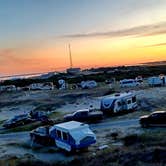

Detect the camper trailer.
xmin=100 ymin=92 xmax=137 ymax=114
xmin=120 ymin=79 xmax=140 ymax=88
xmin=29 ymin=82 xmax=54 ymax=90
xmin=80 ymin=80 xmax=97 ymax=89
xmin=49 ymin=121 xmax=96 ymax=152
xmin=0 ymin=85 xmax=17 ymax=92
xmin=148 ymin=77 xmax=163 ymax=87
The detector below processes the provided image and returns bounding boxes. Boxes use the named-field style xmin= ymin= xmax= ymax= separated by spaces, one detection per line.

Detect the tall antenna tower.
xmin=68 ymin=44 xmax=73 ymax=68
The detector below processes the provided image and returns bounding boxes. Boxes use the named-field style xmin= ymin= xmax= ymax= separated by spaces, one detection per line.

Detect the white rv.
xmin=148 ymin=77 xmax=163 ymax=87
xmin=49 ymin=121 xmax=96 ymax=152
xmin=80 ymin=80 xmax=97 ymax=89
xmin=100 ymin=92 xmax=137 ymax=114
xmin=0 ymin=85 xmax=17 ymax=92
xmin=29 ymin=82 xmax=54 ymax=90
xmin=120 ymin=79 xmax=140 ymax=88
xmin=58 ymin=79 xmax=67 ymax=90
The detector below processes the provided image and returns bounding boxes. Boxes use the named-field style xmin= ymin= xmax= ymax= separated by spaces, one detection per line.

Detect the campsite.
xmin=0 ymin=73 xmax=166 ymax=165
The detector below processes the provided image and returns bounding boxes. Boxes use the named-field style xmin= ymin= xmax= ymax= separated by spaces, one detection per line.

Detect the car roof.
xmin=75 ymin=109 xmax=89 ymax=113
xmin=51 ymin=121 xmax=88 ymax=131
xmin=152 ymin=111 xmax=166 ymax=114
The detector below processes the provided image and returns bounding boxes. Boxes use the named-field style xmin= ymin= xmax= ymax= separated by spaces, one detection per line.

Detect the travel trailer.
xmin=29 ymin=82 xmax=54 ymax=90
xmin=120 ymin=79 xmax=140 ymax=88
xmin=148 ymin=77 xmax=163 ymax=87
xmin=100 ymin=92 xmax=137 ymax=114
xmin=49 ymin=121 xmax=96 ymax=152
xmin=80 ymin=80 xmax=97 ymax=89
xmin=0 ymin=85 xmax=17 ymax=92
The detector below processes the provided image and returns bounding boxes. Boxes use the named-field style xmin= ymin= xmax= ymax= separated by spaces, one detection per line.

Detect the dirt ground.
xmin=0 ymin=83 xmax=166 ymax=165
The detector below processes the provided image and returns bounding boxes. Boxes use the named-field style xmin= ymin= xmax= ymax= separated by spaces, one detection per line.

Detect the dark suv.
xmin=3 ymin=114 xmax=32 ymax=128
xmin=139 ymin=111 xmax=166 ymax=127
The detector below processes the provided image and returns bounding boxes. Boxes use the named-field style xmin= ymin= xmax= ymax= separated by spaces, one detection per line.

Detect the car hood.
xmin=140 ymin=115 xmax=149 ymax=119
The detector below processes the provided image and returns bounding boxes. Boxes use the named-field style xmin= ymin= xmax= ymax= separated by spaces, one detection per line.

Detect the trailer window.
xmin=56 ymin=130 xmax=61 ymax=138
xmin=62 ymin=132 xmax=68 ymax=141
xmin=132 ymin=96 xmax=136 ymax=103
xmin=117 ymin=102 xmax=121 ymax=106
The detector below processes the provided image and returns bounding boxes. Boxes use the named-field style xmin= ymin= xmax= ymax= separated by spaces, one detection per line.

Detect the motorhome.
xmin=100 ymin=92 xmax=137 ymax=114
xmin=120 ymin=79 xmax=140 ymax=88
xmin=49 ymin=121 xmax=96 ymax=152
xmin=29 ymin=82 xmax=54 ymax=90
xmin=148 ymin=77 xmax=163 ymax=87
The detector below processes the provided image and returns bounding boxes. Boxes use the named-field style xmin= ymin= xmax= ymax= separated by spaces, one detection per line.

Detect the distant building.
xmin=66 ymin=44 xmax=81 ymax=75
xmin=66 ymin=68 xmax=81 ymax=75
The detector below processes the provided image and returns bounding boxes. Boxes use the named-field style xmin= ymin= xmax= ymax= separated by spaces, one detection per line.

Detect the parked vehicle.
xmin=49 ymin=121 xmax=96 ymax=152
xmin=30 ymin=126 xmax=54 ymax=146
xmin=29 ymin=82 xmax=54 ymax=90
xmin=100 ymin=92 xmax=137 ymax=114
xmin=148 ymin=77 xmax=163 ymax=87
xmin=80 ymin=80 xmax=97 ymax=89
xmin=120 ymin=79 xmax=140 ymax=88
xmin=160 ymin=75 xmax=166 ymax=85
xmin=0 ymin=85 xmax=17 ymax=92
xmin=30 ymin=111 xmax=48 ymax=121
xmin=58 ymin=79 xmax=67 ymax=90
xmin=64 ymin=109 xmax=103 ymax=122
xmin=3 ymin=114 xmax=32 ymax=128
xmin=135 ymin=76 xmax=143 ymax=83
xmin=139 ymin=111 xmax=166 ymax=127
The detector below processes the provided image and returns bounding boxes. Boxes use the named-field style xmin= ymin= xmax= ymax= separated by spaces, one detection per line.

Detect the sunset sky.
xmin=0 ymin=0 xmax=166 ymax=76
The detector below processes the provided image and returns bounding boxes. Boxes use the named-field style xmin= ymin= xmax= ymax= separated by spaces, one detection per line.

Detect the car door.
xmin=149 ymin=113 xmax=160 ymax=125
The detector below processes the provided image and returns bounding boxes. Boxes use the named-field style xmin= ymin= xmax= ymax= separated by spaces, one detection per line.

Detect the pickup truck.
xmin=64 ymin=109 xmax=103 ymax=122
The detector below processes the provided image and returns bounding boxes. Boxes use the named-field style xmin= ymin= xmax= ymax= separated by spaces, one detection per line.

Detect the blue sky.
xmin=1 ymin=0 xmax=166 ymax=45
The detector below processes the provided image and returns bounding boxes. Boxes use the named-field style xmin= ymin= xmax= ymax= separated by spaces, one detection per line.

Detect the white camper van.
xmin=0 ymin=85 xmax=17 ymax=92
xmin=120 ymin=79 xmax=140 ymax=88
xmin=148 ymin=77 xmax=163 ymax=87
xmin=100 ymin=92 xmax=137 ymax=114
xmin=49 ymin=121 xmax=96 ymax=152
xmin=80 ymin=80 xmax=97 ymax=89
xmin=29 ymin=82 xmax=54 ymax=90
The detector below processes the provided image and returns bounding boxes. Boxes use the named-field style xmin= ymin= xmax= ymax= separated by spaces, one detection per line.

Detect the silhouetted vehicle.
xmin=30 ymin=111 xmax=53 ymax=125
xmin=30 ymin=126 xmax=54 ymax=146
xmin=139 ymin=111 xmax=166 ymax=127
xmin=64 ymin=109 xmax=103 ymax=122
xmin=3 ymin=114 xmax=32 ymax=128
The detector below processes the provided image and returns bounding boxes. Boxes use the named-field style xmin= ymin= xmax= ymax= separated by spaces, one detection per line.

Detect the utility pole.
xmin=69 ymin=44 xmax=73 ymax=68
